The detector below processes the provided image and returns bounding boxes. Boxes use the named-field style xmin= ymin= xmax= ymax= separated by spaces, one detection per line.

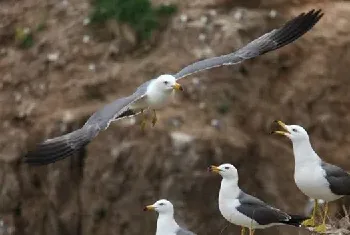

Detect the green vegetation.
xmin=15 ymin=27 xmax=34 ymax=49
xmin=15 ymin=20 xmax=47 ymax=49
xmin=90 ymin=0 xmax=177 ymax=40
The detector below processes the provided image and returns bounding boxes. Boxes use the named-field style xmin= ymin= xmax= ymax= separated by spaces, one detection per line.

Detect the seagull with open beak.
xmin=271 ymin=120 xmax=350 ymax=233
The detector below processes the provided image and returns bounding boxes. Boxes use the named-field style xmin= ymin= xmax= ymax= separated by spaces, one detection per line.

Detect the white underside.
xmin=219 ymin=199 xmax=279 ymax=229
xmin=219 ymin=179 xmax=280 ymax=229
xmin=294 ymin=165 xmax=341 ymax=201
xmin=130 ymin=86 xmax=175 ymax=110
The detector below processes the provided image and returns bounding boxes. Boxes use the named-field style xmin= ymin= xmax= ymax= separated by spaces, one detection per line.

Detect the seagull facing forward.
xmin=24 ymin=9 xmax=323 ymax=165
xmin=271 ymin=120 xmax=350 ymax=233
xmin=209 ymin=164 xmax=309 ymax=235
xmin=144 ymin=199 xmax=196 ymax=235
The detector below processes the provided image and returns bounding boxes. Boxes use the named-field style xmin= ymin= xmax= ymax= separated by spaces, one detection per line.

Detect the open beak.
xmin=271 ymin=120 xmax=290 ymax=136
xmin=172 ymin=82 xmax=183 ymax=91
xmin=208 ymin=165 xmax=221 ymax=173
xmin=143 ymin=205 xmax=155 ymax=211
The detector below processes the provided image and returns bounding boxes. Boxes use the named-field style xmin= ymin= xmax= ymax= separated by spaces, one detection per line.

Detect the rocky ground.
xmin=1 ymin=0 xmax=350 ymax=234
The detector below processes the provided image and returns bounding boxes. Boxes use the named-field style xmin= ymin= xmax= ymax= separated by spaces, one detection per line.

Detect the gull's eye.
xmin=159 ymin=203 xmax=165 ymax=206
xmin=224 ymin=166 xmax=230 ymax=170
xmin=292 ymin=128 xmax=298 ymax=132
xmin=163 ymin=81 xmax=169 ymax=85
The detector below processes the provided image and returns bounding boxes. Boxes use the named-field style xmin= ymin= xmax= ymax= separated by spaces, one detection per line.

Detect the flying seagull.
xmin=24 ymin=9 xmax=323 ymax=165
xmin=208 ymin=164 xmax=309 ymax=235
xmin=271 ymin=120 xmax=350 ymax=233
xmin=143 ymin=199 xmax=196 ymax=235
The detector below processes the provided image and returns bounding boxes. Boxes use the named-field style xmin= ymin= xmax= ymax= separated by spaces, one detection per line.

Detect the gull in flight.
xmin=208 ymin=163 xmax=309 ymax=235
xmin=271 ymin=120 xmax=350 ymax=233
xmin=24 ymin=9 xmax=323 ymax=165
xmin=143 ymin=199 xmax=196 ymax=235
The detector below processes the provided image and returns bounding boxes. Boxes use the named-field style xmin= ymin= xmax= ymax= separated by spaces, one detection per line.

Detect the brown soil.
xmin=1 ymin=0 xmax=350 ymax=235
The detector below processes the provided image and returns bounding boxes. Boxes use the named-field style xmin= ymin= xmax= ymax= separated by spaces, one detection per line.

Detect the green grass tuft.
xmin=89 ymin=0 xmax=177 ymax=40
xmin=15 ymin=27 xmax=35 ymax=49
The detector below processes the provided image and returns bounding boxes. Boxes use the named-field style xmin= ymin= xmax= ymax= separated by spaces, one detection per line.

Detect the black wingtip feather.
xmin=271 ymin=9 xmax=323 ymax=52
xmin=24 ymin=128 xmax=92 ymax=165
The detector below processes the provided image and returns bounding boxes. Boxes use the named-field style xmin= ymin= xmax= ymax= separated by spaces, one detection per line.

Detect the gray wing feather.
xmin=174 ymin=9 xmax=323 ymax=80
xmin=85 ymin=80 xmax=152 ymax=128
xmin=321 ymin=161 xmax=350 ymax=195
xmin=237 ymin=192 xmax=290 ymax=225
xmin=176 ymin=227 xmax=196 ymax=235
xmin=24 ymin=81 xmax=151 ymax=165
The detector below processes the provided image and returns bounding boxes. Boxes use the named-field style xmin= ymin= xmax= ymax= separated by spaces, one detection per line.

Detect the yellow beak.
xmin=271 ymin=120 xmax=290 ymax=136
xmin=143 ymin=205 xmax=155 ymax=211
xmin=208 ymin=165 xmax=221 ymax=173
xmin=172 ymin=82 xmax=183 ymax=91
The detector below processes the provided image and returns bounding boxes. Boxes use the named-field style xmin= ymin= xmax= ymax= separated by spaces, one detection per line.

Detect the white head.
xmin=208 ymin=163 xmax=239 ymax=180
xmin=144 ymin=199 xmax=174 ymax=215
xmin=154 ymin=74 xmax=183 ymax=92
xmin=271 ymin=120 xmax=310 ymax=142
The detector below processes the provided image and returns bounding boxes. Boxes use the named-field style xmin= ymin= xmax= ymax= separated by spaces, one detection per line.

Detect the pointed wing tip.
xmin=23 ymin=128 xmax=94 ymax=165
xmin=302 ymin=8 xmax=324 ymax=24
xmin=23 ymin=139 xmax=74 ymax=165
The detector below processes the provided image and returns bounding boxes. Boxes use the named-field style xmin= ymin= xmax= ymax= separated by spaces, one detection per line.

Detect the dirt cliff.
xmin=1 ymin=0 xmax=350 ymax=235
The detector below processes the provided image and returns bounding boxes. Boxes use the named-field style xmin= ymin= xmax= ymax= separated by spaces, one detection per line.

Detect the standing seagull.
xmin=24 ymin=9 xmax=323 ymax=165
xmin=208 ymin=164 xmax=308 ymax=235
xmin=143 ymin=199 xmax=196 ymax=235
xmin=271 ymin=120 xmax=350 ymax=233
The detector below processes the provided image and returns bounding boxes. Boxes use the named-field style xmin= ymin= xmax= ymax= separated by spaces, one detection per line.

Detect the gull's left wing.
xmin=174 ymin=9 xmax=323 ymax=80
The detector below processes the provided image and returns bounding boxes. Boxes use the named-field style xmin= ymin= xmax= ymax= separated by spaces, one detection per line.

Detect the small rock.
xmin=234 ymin=10 xmax=243 ymax=21
xmin=14 ymin=92 xmax=21 ymax=102
xmin=192 ymin=77 xmax=200 ymax=86
xmin=170 ymin=131 xmax=195 ymax=153
xmin=180 ymin=14 xmax=188 ymax=23
xmin=83 ymin=18 xmax=90 ymax=26
xmin=199 ymin=102 xmax=206 ymax=110
xmin=200 ymin=16 xmax=208 ymax=25
xmin=62 ymin=111 xmax=74 ymax=123
xmin=83 ymin=35 xmax=90 ymax=43
xmin=269 ymin=10 xmax=277 ymax=19
xmin=210 ymin=119 xmax=221 ymax=129
xmin=23 ymin=27 xmax=30 ymax=35
xmin=209 ymin=9 xmax=217 ymax=17
xmin=88 ymin=64 xmax=96 ymax=71
xmin=47 ymin=52 xmax=59 ymax=62
xmin=198 ymin=33 xmax=206 ymax=41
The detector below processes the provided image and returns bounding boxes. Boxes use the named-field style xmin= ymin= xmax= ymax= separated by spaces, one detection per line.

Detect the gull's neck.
xmin=291 ymin=137 xmax=321 ymax=168
xmin=156 ymin=213 xmax=179 ymax=235
xmin=219 ymin=178 xmax=241 ymax=203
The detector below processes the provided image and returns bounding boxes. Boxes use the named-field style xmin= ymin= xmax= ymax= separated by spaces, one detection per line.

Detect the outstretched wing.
xmin=237 ymin=192 xmax=290 ymax=225
xmin=174 ymin=9 xmax=323 ymax=80
xmin=24 ymin=81 xmax=151 ymax=165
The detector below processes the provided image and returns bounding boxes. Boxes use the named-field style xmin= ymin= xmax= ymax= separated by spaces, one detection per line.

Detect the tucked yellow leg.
xmin=249 ymin=229 xmax=255 ymax=235
xmin=151 ymin=109 xmax=157 ymax=127
xmin=241 ymin=227 xmax=246 ymax=235
xmin=140 ymin=109 xmax=147 ymax=131
xmin=314 ymin=203 xmax=328 ymax=233
xmin=302 ymin=199 xmax=318 ymax=227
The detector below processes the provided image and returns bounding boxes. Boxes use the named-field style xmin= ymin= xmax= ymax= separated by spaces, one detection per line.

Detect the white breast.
xmin=294 ymin=165 xmax=341 ymax=201
xmin=146 ymin=89 xmax=174 ymax=109
xmin=156 ymin=216 xmax=179 ymax=235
